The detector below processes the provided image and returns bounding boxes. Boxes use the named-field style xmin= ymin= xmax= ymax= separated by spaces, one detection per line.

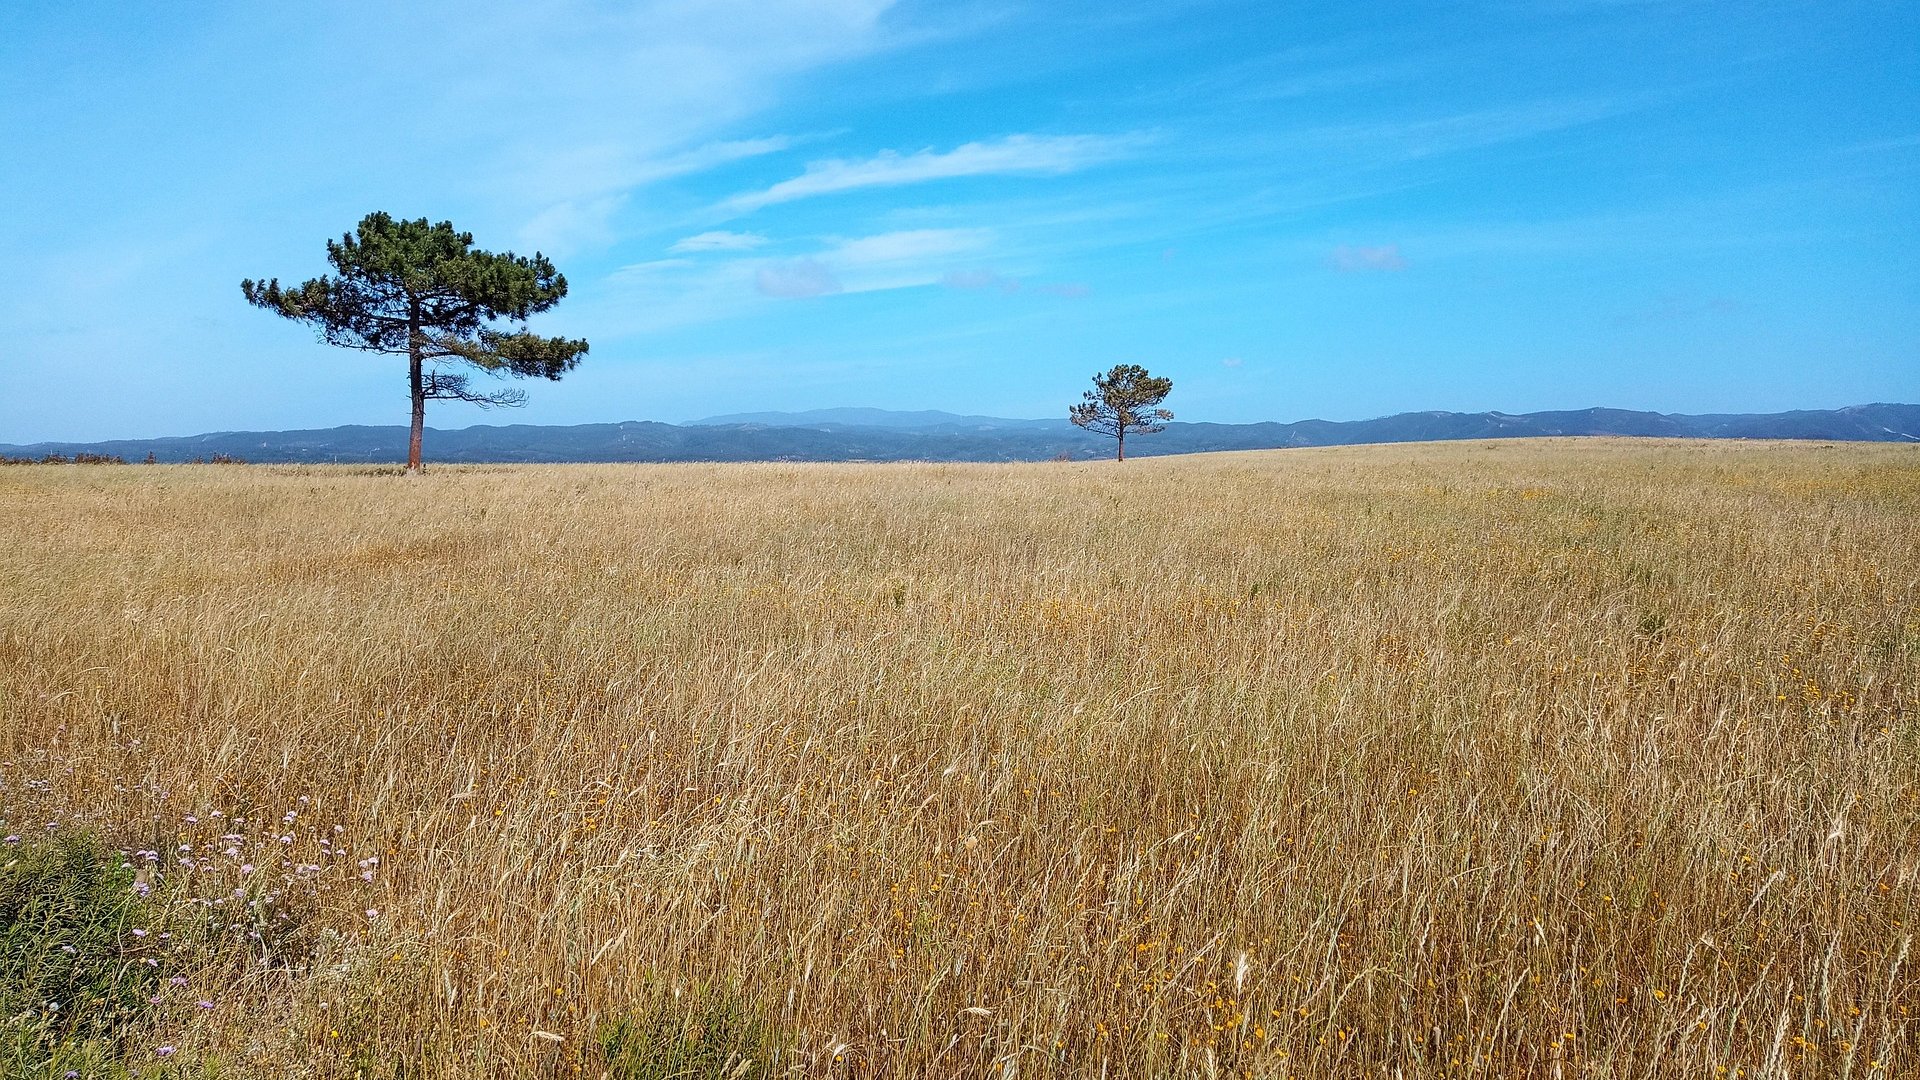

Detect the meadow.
xmin=1 ymin=439 xmax=1915 ymax=1079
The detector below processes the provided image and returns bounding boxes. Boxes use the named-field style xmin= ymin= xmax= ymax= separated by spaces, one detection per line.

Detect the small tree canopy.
xmin=1069 ymin=364 xmax=1173 ymax=461
xmin=243 ymin=212 xmax=588 ymax=471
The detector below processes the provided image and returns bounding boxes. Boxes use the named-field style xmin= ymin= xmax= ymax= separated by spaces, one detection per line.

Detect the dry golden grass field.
xmin=2 ymin=439 xmax=1916 ymax=1079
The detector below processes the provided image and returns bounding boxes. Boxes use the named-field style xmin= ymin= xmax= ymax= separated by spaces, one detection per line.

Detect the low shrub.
xmin=1 ymin=832 xmax=171 ymax=1075
xmin=597 ymin=984 xmax=777 ymax=1080
xmin=0 ymin=453 xmax=126 ymax=465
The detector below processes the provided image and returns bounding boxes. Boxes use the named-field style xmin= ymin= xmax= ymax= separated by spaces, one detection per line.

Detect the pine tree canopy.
xmin=1069 ymin=364 xmax=1173 ymax=460
xmin=241 ymin=212 xmax=589 ymax=408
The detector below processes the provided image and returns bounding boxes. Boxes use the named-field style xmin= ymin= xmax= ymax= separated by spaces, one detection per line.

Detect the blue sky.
xmin=2 ymin=0 xmax=1915 ymax=442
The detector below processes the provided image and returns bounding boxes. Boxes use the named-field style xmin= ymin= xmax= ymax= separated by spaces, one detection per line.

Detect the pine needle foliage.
xmin=1068 ymin=364 xmax=1173 ymax=460
xmin=242 ymin=212 xmax=588 ymax=472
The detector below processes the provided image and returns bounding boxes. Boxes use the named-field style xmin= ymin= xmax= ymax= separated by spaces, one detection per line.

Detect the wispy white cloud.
xmin=767 ymin=228 xmax=997 ymax=295
xmin=473 ymin=0 xmax=916 ymax=253
xmin=1837 ymin=132 xmax=1920 ymax=156
xmin=518 ymin=137 xmax=800 ymax=256
xmin=1614 ymin=293 xmax=1742 ymax=326
xmin=1328 ymin=243 xmax=1408 ymax=272
xmin=1385 ymin=195 xmax=1827 ymax=260
xmin=756 ymin=259 xmax=842 ymax=299
xmin=671 ymin=230 xmax=770 ymax=253
xmin=1240 ymin=60 xmax=1430 ymax=101
xmin=722 ymin=133 xmax=1142 ymax=212
xmin=829 ymin=228 xmax=993 ymax=268
xmin=942 ymin=268 xmax=1021 ymax=293
xmin=517 ymin=195 xmax=627 ymax=259
xmin=1299 ymin=99 xmax=1627 ymax=164
xmin=597 ymin=227 xmax=999 ymax=321
xmin=608 ymin=258 xmax=695 ymax=280
xmin=647 ymin=137 xmax=800 ymax=183
xmin=939 ymin=270 xmax=1094 ymax=300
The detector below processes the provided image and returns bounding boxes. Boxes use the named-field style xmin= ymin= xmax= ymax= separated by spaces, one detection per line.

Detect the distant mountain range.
xmin=689 ymin=407 xmax=1065 ymax=432
xmin=5 ymin=404 xmax=1915 ymax=464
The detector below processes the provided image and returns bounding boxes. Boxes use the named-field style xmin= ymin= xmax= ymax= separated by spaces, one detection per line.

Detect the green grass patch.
xmin=1 ymin=831 xmax=171 ymax=1077
xmin=597 ymin=984 xmax=778 ymax=1080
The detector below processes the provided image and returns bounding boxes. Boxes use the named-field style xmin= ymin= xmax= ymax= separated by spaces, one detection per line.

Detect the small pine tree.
xmin=1069 ymin=364 xmax=1173 ymax=461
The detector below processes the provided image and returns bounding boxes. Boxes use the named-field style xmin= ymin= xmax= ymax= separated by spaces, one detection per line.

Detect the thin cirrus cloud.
xmin=942 ymin=268 xmax=1021 ymax=293
xmin=1282 ymin=98 xmax=1632 ymax=173
xmin=671 ymin=230 xmax=770 ymax=253
xmin=614 ymin=227 xmax=995 ymax=306
xmin=755 ymin=258 xmax=842 ymax=299
xmin=756 ymin=228 xmax=994 ymax=299
xmin=940 ymin=271 xmax=1090 ymax=299
xmin=518 ymin=136 xmax=799 ymax=255
xmin=605 ymin=225 xmax=1091 ymax=332
xmin=1328 ymin=243 xmax=1408 ymax=272
xmin=829 ymin=228 xmax=991 ymax=267
xmin=528 ymin=135 xmax=799 ymax=207
xmin=721 ymin=132 xmax=1142 ymax=213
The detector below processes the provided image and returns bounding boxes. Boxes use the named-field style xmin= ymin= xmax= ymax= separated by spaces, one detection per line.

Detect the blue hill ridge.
xmin=4 ymin=404 xmax=1914 ymax=464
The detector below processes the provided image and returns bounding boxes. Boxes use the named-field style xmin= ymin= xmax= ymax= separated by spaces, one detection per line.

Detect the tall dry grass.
xmin=0 ymin=439 xmax=1915 ymax=1078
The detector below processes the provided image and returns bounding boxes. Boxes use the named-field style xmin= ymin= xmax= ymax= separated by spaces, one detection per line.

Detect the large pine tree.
xmin=243 ymin=212 xmax=589 ymax=472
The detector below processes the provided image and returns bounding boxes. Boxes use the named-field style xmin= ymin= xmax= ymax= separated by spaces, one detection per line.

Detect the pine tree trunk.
xmin=1116 ymin=429 xmax=1125 ymax=462
xmin=407 ymin=306 xmax=424 ymax=474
